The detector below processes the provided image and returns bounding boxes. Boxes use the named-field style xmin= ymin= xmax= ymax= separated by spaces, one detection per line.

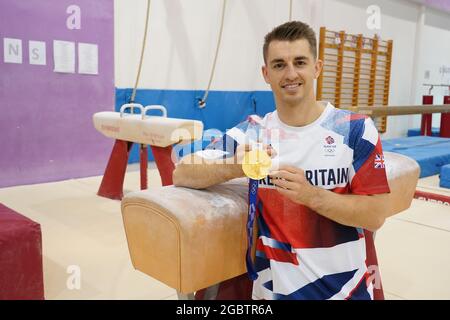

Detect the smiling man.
xmin=173 ymin=21 xmax=393 ymax=300
xmin=262 ymin=26 xmax=324 ymax=127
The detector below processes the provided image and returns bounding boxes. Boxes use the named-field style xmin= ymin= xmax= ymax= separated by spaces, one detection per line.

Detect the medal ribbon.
xmin=246 ymin=178 xmax=259 ymax=280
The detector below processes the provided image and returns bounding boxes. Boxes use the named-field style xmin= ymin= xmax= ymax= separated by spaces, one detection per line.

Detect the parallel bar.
xmin=342 ymin=104 xmax=450 ymax=116
xmin=423 ymin=84 xmax=450 ymax=87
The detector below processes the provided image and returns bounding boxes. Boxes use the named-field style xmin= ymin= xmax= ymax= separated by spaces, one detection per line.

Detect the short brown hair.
xmin=263 ymin=21 xmax=317 ymax=64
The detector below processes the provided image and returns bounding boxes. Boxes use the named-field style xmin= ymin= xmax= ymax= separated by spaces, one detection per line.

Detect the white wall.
xmin=410 ymin=22 xmax=450 ymax=129
xmin=114 ymin=0 xmax=450 ymax=138
xmin=322 ymin=0 xmax=419 ymax=138
xmin=115 ymin=0 xmax=292 ymax=91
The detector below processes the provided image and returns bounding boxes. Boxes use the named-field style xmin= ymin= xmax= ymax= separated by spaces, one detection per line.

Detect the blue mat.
xmin=407 ymin=127 xmax=440 ymax=137
xmin=440 ymin=164 xmax=450 ymax=189
xmin=382 ymin=136 xmax=450 ymax=178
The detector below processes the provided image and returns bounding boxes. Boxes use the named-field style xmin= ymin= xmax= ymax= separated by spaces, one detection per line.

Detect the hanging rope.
xmin=198 ymin=0 xmax=228 ymax=108
xmin=130 ymin=0 xmax=152 ymax=103
xmin=289 ymin=0 xmax=293 ymax=21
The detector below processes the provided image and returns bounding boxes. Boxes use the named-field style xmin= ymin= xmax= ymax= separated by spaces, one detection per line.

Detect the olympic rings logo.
xmin=250 ymin=183 xmax=258 ymax=195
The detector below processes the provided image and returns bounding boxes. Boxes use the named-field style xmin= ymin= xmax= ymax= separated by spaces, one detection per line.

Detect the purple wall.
xmin=0 ymin=0 xmax=114 ymax=188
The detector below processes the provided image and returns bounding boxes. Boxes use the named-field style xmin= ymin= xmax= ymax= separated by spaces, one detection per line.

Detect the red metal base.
xmin=414 ymin=190 xmax=450 ymax=206
xmin=421 ymin=95 xmax=433 ymax=136
xmin=97 ymin=140 xmax=132 ymax=200
xmin=441 ymin=96 xmax=450 ymax=138
xmin=150 ymin=145 xmax=175 ymax=186
xmin=98 ymin=140 xmax=176 ymax=199
xmin=140 ymin=144 xmax=148 ymax=190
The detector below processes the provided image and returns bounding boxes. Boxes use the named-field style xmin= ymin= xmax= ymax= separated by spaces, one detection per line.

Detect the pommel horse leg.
xmin=140 ymin=144 xmax=148 ymax=190
xmin=98 ymin=139 xmax=132 ymax=200
xmin=177 ymin=284 xmax=220 ymax=300
xmin=98 ymin=140 xmax=176 ymax=200
xmin=150 ymin=145 xmax=175 ymax=186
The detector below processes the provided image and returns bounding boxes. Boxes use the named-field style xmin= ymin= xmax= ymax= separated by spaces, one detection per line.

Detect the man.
xmin=173 ymin=21 xmax=393 ymax=300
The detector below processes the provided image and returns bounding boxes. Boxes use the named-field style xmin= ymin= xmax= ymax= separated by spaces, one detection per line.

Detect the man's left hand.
xmin=269 ymin=165 xmax=318 ymax=206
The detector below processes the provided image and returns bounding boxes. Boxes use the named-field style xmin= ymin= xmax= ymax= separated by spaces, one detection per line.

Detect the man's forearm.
xmin=173 ymin=154 xmax=243 ymax=189
xmin=308 ymin=187 xmax=390 ymax=232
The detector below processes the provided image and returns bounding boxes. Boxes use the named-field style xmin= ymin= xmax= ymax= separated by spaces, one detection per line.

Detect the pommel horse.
xmin=93 ymin=103 xmax=203 ymax=199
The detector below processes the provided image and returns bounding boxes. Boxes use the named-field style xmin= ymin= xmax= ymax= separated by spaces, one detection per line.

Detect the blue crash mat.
xmin=440 ymin=164 xmax=450 ymax=189
xmin=382 ymin=136 xmax=450 ymax=178
xmin=407 ymin=127 xmax=440 ymax=137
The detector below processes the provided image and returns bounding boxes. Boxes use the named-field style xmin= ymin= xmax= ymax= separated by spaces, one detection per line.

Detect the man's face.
xmin=262 ymin=39 xmax=322 ymax=106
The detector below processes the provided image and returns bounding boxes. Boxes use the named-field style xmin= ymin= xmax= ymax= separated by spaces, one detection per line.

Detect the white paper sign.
xmin=78 ymin=43 xmax=98 ymax=75
xmin=29 ymin=41 xmax=46 ymax=65
xmin=53 ymin=40 xmax=75 ymax=73
xmin=4 ymin=38 xmax=22 ymax=64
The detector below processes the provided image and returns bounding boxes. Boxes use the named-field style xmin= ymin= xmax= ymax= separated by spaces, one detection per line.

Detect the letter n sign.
xmin=4 ymin=38 xmax=22 ymax=64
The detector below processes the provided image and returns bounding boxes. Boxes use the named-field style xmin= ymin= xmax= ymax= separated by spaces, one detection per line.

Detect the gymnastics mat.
xmin=382 ymin=136 xmax=450 ymax=178
xmin=440 ymin=164 xmax=450 ymax=189
xmin=407 ymin=127 xmax=440 ymax=137
xmin=0 ymin=203 xmax=44 ymax=300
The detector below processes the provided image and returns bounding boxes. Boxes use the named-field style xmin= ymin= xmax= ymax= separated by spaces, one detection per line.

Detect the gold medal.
xmin=242 ymin=149 xmax=272 ymax=180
